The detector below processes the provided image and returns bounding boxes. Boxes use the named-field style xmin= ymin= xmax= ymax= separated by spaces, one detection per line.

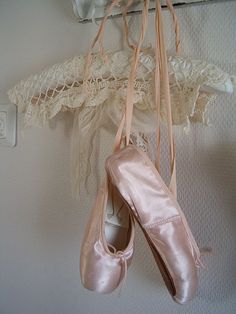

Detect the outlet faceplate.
xmin=0 ymin=111 xmax=7 ymax=138
xmin=0 ymin=104 xmax=17 ymax=147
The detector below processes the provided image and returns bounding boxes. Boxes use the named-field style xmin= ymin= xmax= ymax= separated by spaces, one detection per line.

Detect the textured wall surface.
xmin=0 ymin=1 xmax=236 ymax=313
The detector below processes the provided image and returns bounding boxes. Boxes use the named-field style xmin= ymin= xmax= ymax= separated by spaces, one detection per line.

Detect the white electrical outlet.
xmin=0 ymin=104 xmax=17 ymax=147
xmin=0 ymin=111 xmax=7 ymax=138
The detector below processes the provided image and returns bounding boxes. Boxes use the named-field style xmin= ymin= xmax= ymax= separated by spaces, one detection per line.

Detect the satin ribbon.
xmin=113 ymin=0 xmax=150 ymax=151
xmin=155 ymin=0 xmax=177 ymax=197
xmin=83 ymin=0 xmax=122 ymax=88
xmin=155 ymin=0 xmax=203 ymax=268
xmin=166 ymin=0 xmax=181 ymax=54
xmin=114 ymin=0 xmax=177 ymax=194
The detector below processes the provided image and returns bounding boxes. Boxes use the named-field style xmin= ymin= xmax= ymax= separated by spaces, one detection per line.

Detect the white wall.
xmin=0 ymin=1 xmax=236 ymax=313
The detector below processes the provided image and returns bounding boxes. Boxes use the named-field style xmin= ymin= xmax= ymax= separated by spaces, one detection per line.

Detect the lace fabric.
xmin=8 ymin=49 xmax=235 ymax=129
xmin=8 ymin=49 xmax=235 ymax=194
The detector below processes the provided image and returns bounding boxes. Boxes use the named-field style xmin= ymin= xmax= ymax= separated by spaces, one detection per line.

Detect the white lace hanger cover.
xmin=7 ymin=2 xmax=235 ymax=195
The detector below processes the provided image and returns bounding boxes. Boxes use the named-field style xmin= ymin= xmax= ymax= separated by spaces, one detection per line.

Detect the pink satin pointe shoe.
xmin=105 ymin=145 xmax=202 ymax=304
xmin=80 ymin=179 xmax=135 ymax=294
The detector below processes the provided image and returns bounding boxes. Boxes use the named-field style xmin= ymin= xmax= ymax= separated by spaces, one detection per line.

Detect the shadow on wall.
xmin=198 ymin=141 xmax=236 ymax=303
xmin=177 ymin=137 xmax=236 ymax=304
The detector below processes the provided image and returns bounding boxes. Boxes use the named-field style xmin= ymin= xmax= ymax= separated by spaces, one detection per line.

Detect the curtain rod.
xmin=76 ymin=0 xmax=234 ymax=23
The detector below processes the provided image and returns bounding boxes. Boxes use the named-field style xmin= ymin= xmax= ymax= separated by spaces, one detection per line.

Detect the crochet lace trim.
xmin=8 ymin=50 xmax=235 ymax=130
xmin=8 ymin=50 xmax=235 ymax=194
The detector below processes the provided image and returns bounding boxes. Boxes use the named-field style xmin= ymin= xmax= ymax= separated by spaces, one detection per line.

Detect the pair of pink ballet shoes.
xmin=80 ymin=144 xmax=202 ymax=304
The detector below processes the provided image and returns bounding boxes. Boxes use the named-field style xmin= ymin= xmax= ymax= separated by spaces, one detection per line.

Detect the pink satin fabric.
xmin=106 ymin=145 xmax=200 ymax=304
xmin=80 ymin=0 xmax=148 ymax=295
xmin=80 ymin=179 xmax=135 ymax=294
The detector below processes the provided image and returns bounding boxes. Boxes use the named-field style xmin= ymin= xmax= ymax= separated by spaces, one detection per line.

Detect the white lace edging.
xmin=8 ymin=50 xmax=235 ymax=131
xmin=7 ymin=50 xmax=235 ymax=195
